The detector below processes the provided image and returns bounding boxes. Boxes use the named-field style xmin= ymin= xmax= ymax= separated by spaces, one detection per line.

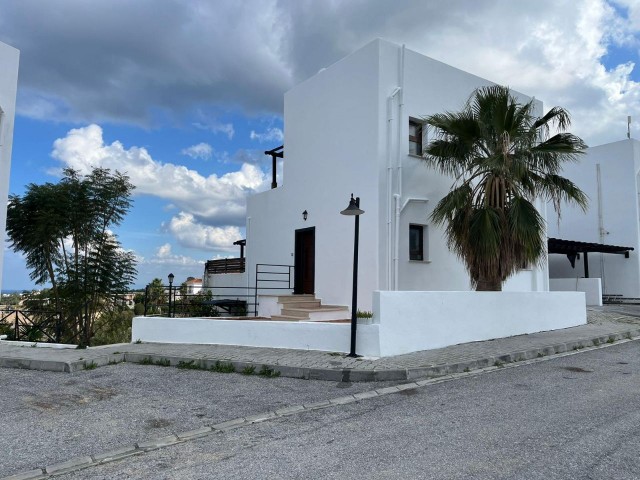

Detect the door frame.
xmin=294 ymin=227 xmax=315 ymax=294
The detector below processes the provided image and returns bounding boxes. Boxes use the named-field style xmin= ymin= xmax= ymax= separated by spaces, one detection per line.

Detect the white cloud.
xmin=51 ymin=124 xmax=270 ymax=226
xmin=156 ymin=243 xmax=172 ymax=258
xmin=164 ymin=212 xmax=242 ymax=251
xmin=193 ymin=120 xmax=235 ymax=139
xmin=250 ymin=127 xmax=284 ymax=143
xmin=181 ymin=142 xmax=213 ymax=160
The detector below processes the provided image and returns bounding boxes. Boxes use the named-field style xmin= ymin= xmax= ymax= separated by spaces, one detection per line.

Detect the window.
xmin=409 ymin=120 xmax=423 ymax=156
xmin=409 ymin=224 xmax=424 ymax=261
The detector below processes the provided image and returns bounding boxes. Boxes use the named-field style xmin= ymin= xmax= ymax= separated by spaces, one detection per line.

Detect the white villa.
xmin=135 ymin=39 xmax=585 ymax=356
xmin=548 ymin=138 xmax=639 ymax=304
xmin=0 ymin=41 xmax=20 ymax=294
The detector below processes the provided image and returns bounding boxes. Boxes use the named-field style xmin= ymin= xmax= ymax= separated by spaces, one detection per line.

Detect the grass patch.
xmin=494 ymin=361 xmax=504 ymax=368
xmin=134 ymin=339 xmax=142 ymax=344
xmin=624 ymin=332 xmax=633 ymax=340
xmin=155 ymin=358 xmax=170 ymax=367
xmin=211 ymin=361 xmax=235 ymax=373
xmin=258 ymin=365 xmax=281 ymax=378
xmin=592 ymin=338 xmax=601 ymax=346
xmin=537 ymin=352 xmax=545 ymax=358
xmin=139 ymin=357 xmax=154 ymax=365
xmin=572 ymin=344 xmax=585 ymax=351
xmin=83 ymin=361 xmax=98 ymax=370
xmin=177 ymin=360 xmax=202 ymax=370
xmin=356 ymin=310 xmax=373 ymax=319
xmin=607 ymin=336 xmax=616 ymax=344
xmin=327 ymin=352 xmax=342 ymax=357
xmin=463 ymin=367 xmax=470 ymax=373
xmin=241 ymin=365 xmax=256 ymax=375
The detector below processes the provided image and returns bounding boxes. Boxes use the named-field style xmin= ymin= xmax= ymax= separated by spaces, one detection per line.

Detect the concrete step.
xmin=279 ymin=300 xmax=321 ymax=309
xmin=281 ymin=306 xmax=350 ymax=322
xmin=270 ymin=315 xmax=308 ymax=321
xmin=277 ymin=295 xmax=316 ymax=303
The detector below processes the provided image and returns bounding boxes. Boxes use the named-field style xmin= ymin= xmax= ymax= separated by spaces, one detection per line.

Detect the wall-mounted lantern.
xmin=302 ymin=210 xmax=308 ymax=221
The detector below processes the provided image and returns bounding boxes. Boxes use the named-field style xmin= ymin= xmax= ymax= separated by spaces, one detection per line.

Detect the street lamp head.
xmin=168 ymin=273 xmax=175 ymax=285
xmin=340 ymin=194 xmax=364 ymax=216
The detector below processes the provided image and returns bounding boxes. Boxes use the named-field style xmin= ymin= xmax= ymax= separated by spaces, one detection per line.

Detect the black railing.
xmin=143 ymin=264 xmax=294 ymax=317
xmin=254 ymin=264 xmax=294 ymax=315
xmin=0 ymin=308 xmax=63 ymax=343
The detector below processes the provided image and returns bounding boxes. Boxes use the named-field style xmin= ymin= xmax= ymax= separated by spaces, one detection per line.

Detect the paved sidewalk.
xmin=1 ymin=307 xmax=639 ymax=382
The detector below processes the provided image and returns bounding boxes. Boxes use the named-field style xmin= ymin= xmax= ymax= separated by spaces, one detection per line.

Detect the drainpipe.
xmin=596 ymin=164 xmax=606 ymax=292
xmin=387 ymin=88 xmax=401 ymax=290
xmin=393 ymin=44 xmax=406 ymax=291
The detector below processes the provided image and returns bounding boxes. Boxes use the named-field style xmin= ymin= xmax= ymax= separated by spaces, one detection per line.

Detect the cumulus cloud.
xmin=250 ymin=127 xmax=284 ymax=143
xmin=164 ymin=212 xmax=242 ymax=250
xmin=51 ymin=124 xmax=270 ymax=226
xmin=193 ymin=120 xmax=235 ymax=139
xmin=181 ymin=142 xmax=213 ymax=160
xmin=2 ymin=1 xmax=640 ymax=144
xmin=144 ymin=243 xmax=203 ymax=266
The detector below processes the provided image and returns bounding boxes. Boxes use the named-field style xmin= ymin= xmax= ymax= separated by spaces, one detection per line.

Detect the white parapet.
xmin=373 ymin=290 xmax=587 ymax=356
xmin=132 ymin=317 xmax=381 ymax=356
xmin=132 ymin=291 xmax=586 ymax=358
xmin=549 ymin=278 xmax=602 ymax=306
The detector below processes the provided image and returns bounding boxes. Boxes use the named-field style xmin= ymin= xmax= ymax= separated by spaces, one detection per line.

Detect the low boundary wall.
xmin=549 ymin=278 xmax=602 ymax=306
xmin=132 ymin=291 xmax=586 ymax=358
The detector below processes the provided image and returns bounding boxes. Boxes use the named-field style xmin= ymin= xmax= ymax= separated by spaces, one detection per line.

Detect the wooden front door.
xmin=294 ymin=228 xmax=315 ymax=294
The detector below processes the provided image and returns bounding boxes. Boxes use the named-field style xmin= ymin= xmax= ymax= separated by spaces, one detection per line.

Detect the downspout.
xmin=596 ymin=164 xmax=606 ymax=292
xmin=393 ymin=44 xmax=406 ymax=290
xmin=387 ymin=88 xmax=401 ymax=290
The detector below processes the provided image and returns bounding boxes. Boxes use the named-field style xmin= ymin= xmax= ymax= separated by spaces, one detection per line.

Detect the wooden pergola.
xmin=548 ymin=237 xmax=634 ymax=278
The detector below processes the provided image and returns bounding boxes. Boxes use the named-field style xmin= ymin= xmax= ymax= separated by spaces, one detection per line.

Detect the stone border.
xmin=2 ymin=327 xmax=640 ymax=382
xmin=3 ymin=337 xmax=638 ymax=480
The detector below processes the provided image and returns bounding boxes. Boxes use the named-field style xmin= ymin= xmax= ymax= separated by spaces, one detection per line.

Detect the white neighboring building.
xmin=245 ymin=38 xmax=549 ymax=312
xmin=548 ymin=138 xmax=640 ymax=300
xmin=0 ymin=42 xmax=20 ymax=294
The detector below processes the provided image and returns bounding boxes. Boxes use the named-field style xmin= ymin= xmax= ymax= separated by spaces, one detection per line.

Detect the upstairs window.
xmin=409 ymin=120 xmax=423 ymax=156
xmin=409 ymin=224 xmax=425 ymax=261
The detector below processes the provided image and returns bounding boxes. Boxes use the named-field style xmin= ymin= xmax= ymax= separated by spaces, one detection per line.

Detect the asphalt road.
xmin=42 ymin=339 xmax=640 ymax=479
xmin=0 ymin=360 xmax=400 ymax=478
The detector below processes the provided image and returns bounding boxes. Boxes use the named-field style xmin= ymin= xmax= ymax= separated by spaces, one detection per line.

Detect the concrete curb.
xmin=2 ymin=328 xmax=640 ymax=384
xmin=3 ymin=336 xmax=637 ymax=480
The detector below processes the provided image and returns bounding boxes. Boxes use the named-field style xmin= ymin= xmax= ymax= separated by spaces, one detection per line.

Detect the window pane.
xmin=409 ymin=225 xmax=423 ymax=261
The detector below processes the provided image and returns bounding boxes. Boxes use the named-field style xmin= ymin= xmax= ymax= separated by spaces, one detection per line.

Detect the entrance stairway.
xmin=269 ymin=295 xmax=350 ymax=322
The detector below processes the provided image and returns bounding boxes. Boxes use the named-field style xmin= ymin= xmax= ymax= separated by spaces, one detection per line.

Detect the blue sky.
xmin=2 ymin=0 xmax=640 ymax=291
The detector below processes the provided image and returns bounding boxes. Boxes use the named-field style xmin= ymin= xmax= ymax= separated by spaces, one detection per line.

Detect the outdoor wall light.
xmin=340 ymin=194 xmax=364 ymax=357
xmin=303 ymin=210 xmax=308 ymax=221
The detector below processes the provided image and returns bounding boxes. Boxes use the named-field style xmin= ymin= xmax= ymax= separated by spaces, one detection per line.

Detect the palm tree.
xmin=423 ymin=85 xmax=587 ymax=291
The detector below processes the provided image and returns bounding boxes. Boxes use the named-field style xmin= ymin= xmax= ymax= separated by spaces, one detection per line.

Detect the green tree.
xmin=423 ymin=85 xmax=588 ymax=291
xmin=6 ymin=167 xmax=136 ymax=345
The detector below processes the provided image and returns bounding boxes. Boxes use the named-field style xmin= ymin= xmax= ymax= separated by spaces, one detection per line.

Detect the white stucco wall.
xmin=549 ymin=278 xmax=602 ymax=306
xmin=0 ymin=42 xmax=19 ymax=293
xmin=548 ymin=139 xmax=640 ymax=297
xmin=374 ymin=291 xmax=586 ymax=356
xmin=132 ymin=290 xmax=585 ymax=357
xmin=246 ymin=39 xmax=549 ymax=316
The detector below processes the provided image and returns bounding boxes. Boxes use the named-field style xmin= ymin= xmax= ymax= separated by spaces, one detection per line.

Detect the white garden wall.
xmin=133 ymin=291 xmax=586 ymax=358
xmin=373 ymin=291 xmax=586 ymax=356
xmin=549 ymin=278 xmax=602 ymax=306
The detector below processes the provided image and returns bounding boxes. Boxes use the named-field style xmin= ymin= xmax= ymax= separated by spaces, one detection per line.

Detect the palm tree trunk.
xmin=475 ymin=277 xmax=502 ymax=291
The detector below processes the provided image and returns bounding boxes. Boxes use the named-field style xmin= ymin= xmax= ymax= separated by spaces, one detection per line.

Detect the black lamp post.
xmin=167 ymin=273 xmax=175 ymax=318
xmin=340 ymin=194 xmax=364 ymax=357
